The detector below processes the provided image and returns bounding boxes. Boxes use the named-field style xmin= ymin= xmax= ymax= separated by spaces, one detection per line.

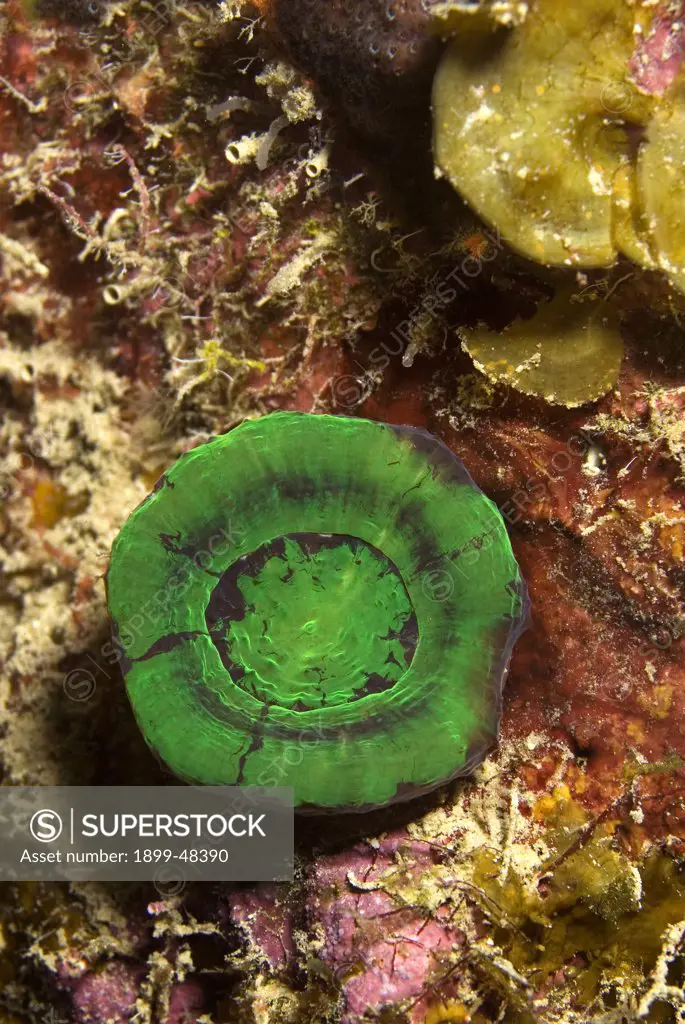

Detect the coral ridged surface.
xmin=107 ymin=412 xmax=527 ymax=810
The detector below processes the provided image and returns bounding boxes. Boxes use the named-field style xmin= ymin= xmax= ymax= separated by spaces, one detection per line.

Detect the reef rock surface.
xmin=1 ymin=1 xmax=685 ymax=1022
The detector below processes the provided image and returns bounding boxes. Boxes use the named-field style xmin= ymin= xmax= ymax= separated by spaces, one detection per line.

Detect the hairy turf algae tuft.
xmin=106 ymin=413 xmax=528 ymax=812
xmin=471 ymin=786 xmax=685 ymax=1019
xmin=433 ymin=0 xmax=685 ymax=294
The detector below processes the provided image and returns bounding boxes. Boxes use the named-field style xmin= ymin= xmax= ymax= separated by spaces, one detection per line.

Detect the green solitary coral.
xmin=106 ymin=413 xmax=528 ymax=812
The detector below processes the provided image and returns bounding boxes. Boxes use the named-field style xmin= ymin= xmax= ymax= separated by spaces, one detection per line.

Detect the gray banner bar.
xmin=0 ymin=787 xmax=293 ymax=882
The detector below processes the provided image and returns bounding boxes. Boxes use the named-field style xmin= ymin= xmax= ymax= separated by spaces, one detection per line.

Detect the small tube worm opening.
xmin=225 ymin=132 xmax=268 ymax=165
xmin=305 ymin=145 xmax=330 ymax=178
xmin=103 ymin=284 xmax=125 ymax=305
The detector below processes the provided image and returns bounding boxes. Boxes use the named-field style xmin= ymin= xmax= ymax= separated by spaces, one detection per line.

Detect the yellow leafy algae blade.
xmin=433 ymin=0 xmax=654 ymax=267
xmin=638 ymin=88 xmax=685 ymax=293
xmin=461 ymin=289 xmax=624 ymax=407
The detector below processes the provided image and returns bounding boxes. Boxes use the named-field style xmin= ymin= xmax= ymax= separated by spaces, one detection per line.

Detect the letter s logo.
xmin=29 ymin=809 xmax=63 ymax=843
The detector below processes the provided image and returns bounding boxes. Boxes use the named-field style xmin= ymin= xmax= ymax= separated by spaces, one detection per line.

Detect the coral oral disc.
xmin=106 ymin=412 xmax=528 ymax=812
